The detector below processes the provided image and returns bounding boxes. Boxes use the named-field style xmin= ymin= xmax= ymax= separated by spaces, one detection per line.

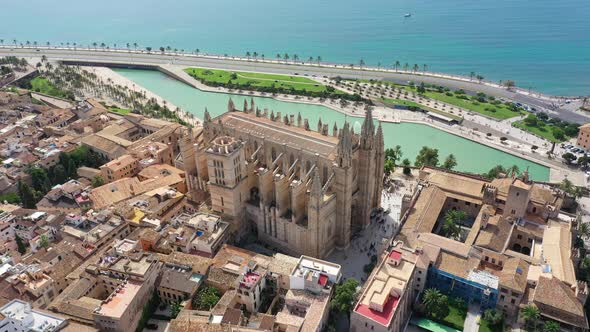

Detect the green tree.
xmin=524 ymin=114 xmax=539 ymax=127
xmin=52 ymin=164 xmax=67 ymax=185
xmin=331 ymin=278 xmax=359 ymax=316
xmin=579 ymin=222 xmax=590 ymax=240
xmin=385 ymin=145 xmax=403 ymax=166
xmin=402 ymin=158 xmax=412 ymax=175
xmin=442 ymin=154 xmax=457 ymax=170
xmin=17 ymin=181 xmax=36 ymax=209
xmin=39 ymin=234 xmax=49 ymax=249
xmin=192 ymin=286 xmax=221 ymax=310
xmin=414 ymin=146 xmax=439 ymax=167
xmin=562 ymin=152 xmax=577 ymax=165
xmin=442 ymin=210 xmax=466 ymax=240
xmin=384 ymin=159 xmax=395 ymax=176
xmin=483 ymin=309 xmax=503 ymax=326
xmin=520 ymin=305 xmax=540 ymax=330
xmin=552 ymin=127 xmax=565 ymax=141
xmin=91 ymin=175 xmax=105 ymax=188
xmin=15 ymin=234 xmax=27 ymax=254
xmin=170 ymin=301 xmax=182 ymax=318
xmin=543 ymin=320 xmax=560 ymax=332
xmin=421 ymin=288 xmax=450 ymax=319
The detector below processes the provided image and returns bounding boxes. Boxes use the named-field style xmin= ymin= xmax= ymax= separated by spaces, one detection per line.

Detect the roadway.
xmin=1 ymin=46 xmax=588 ymax=123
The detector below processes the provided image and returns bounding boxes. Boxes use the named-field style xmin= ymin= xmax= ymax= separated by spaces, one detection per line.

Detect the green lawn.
xmin=479 ymin=319 xmax=504 ymax=332
xmin=184 ymin=67 xmax=341 ymax=94
xmin=109 ymin=107 xmax=131 ymax=115
xmin=381 ymin=97 xmax=463 ymax=122
xmin=443 ymin=305 xmax=467 ymax=330
xmin=355 ymin=79 xmax=522 ymax=120
xmin=30 ymin=76 xmax=72 ymax=99
xmin=512 ymin=120 xmax=569 ymax=143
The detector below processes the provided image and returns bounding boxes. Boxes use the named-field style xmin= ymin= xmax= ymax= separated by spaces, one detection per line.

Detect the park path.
xmin=463 ymin=303 xmax=481 ymax=332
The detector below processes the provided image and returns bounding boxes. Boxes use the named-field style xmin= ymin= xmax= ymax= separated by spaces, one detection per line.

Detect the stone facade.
xmin=179 ymin=100 xmax=384 ymax=259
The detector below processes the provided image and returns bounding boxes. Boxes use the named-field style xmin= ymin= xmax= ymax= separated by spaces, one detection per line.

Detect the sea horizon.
xmin=1 ymin=0 xmax=588 ymax=95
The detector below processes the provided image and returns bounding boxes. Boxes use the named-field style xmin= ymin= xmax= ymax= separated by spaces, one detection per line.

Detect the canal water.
xmin=113 ymin=68 xmax=550 ymax=181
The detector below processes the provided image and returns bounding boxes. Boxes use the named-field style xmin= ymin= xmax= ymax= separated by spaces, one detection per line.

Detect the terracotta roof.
xmin=157 ymin=252 xmax=211 ymax=275
xmin=475 ymin=215 xmax=513 ymax=252
xmin=215 ymin=111 xmax=339 ymax=160
xmin=498 ymin=257 xmax=529 ymax=292
xmin=533 ymin=276 xmax=588 ymax=329
xmin=435 ymin=252 xmax=479 ymax=279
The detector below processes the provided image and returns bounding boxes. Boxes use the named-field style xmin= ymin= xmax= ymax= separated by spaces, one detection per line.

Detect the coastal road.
xmin=1 ymin=46 xmax=588 ymax=123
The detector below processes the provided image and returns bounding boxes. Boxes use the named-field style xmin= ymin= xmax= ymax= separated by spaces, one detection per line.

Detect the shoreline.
xmin=90 ymin=66 xmax=582 ymax=185
xmin=0 ymin=45 xmax=583 ymax=100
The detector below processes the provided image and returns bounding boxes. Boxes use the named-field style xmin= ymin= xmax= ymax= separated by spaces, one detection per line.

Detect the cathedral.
xmin=177 ymin=99 xmax=384 ymax=259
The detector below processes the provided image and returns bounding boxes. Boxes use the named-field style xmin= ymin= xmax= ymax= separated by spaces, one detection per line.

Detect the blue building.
xmin=427 ymin=265 xmax=499 ymax=310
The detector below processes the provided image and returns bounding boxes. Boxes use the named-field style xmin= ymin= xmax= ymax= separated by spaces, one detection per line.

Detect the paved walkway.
xmin=463 ymin=303 xmax=481 ymax=332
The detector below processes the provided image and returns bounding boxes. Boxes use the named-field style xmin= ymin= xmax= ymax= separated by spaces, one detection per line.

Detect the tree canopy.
xmin=414 ymin=146 xmax=439 ymax=167
xmin=331 ymin=278 xmax=359 ymax=315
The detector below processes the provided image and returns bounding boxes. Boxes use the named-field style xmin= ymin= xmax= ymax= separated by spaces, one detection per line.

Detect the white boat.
xmin=404 ymin=13 xmax=412 ymax=17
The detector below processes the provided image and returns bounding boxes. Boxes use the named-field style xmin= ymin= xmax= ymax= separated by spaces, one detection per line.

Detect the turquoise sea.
xmin=1 ymin=0 xmax=589 ymax=95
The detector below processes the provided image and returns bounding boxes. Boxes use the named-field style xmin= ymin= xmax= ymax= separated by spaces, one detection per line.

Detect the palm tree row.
xmin=36 ymin=62 xmax=192 ymax=126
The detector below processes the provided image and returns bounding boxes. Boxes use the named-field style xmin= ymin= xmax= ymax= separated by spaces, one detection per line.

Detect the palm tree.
xmin=423 ymin=64 xmax=428 ymax=72
xmin=403 ymin=63 xmax=409 ymax=71
xmin=245 ymin=51 xmax=251 ymax=60
xmin=470 ymin=72 xmax=475 ymax=80
xmin=13 ymin=39 xmax=17 ymax=46
xmin=520 ymin=305 xmax=540 ymax=330
xmin=133 ymin=42 xmax=138 ymax=50
xmin=316 ymin=56 xmax=322 ymax=65
xmin=92 ymin=42 xmax=97 ymax=49
xmin=100 ymin=42 xmax=106 ymax=49
xmin=542 ymin=320 xmax=560 ymax=332
xmin=579 ymin=222 xmax=590 ymax=240
xmin=126 ymin=42 xmax=130 ymax=49
xmin=253 ymin=52 xmax=258 ymax=60
xmin=283 ymin=53 xmax=289 ymax=63
xmin=476 ymin=75 xmax=484 ymax=83
xmin=195 ymin=48 xmax=200 ymax=55
xmin=442 ymin=210 xmax=466 ymax=240
xmin=507 ymin=165 xmax=520 ymax=177
xmin=293 ymin=54 xmax=299 ymax=63
xmin=276 ymin=53 xmax=281 ymax=62
xmin=413 ymin=64 xmax=419 ymax=72
xmin=308 ymin=56 xmax=313 ymax=64
xmin=422 ymin=288 xmax=443 ymax=308
xmin=0 ymin=39 xmax=3 ymax=45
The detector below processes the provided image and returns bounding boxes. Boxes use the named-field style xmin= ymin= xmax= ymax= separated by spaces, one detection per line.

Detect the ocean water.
xmin=114 ymin=68 xmax=550 ymax=180
xmin=1 ymin=0 xmax=589 ymax=96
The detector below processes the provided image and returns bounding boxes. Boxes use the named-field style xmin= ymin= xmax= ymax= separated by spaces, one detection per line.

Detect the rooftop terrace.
xmin=96 ymin=280 xmax=142 ymax=318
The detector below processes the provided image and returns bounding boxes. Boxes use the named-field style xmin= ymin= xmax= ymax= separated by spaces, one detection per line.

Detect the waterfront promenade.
xmin=1 ymin=46 xmax=587 ymax=123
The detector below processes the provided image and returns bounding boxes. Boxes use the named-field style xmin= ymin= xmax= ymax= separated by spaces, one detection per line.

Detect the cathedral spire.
xmin=375 ymin=121 xmax=384 ymax=150
xmin=204 ymin=108 xmax=211 ymax=123
xmin=227 ymin=98 xmax=235 ymax=112
xmin=311 ymin=168 xmax=322 ymax=199
xmin=337 ymin=122 xmax=352 ymax=168
xmin=360 ymin=107 xmax=375 ymax=150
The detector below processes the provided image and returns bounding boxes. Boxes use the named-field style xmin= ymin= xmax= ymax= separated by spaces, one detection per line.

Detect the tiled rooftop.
xmin=96 ymin=280 xmax=142 ymax=318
